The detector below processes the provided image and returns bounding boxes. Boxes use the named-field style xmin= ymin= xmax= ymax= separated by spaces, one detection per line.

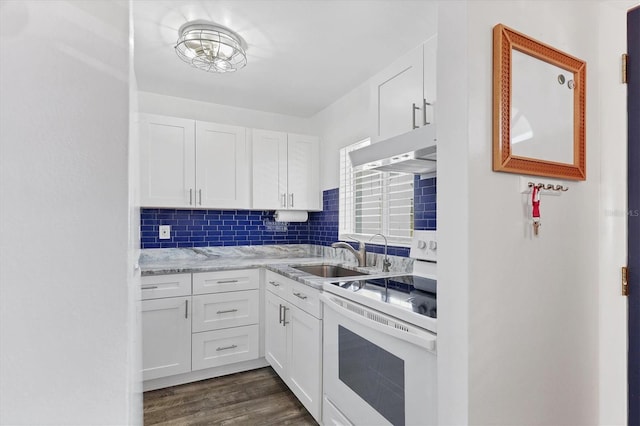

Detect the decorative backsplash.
xmin=141 ymin=176 xmax=436 ymax=256
xmin=140 ymin=210 xmax=310 ymax=249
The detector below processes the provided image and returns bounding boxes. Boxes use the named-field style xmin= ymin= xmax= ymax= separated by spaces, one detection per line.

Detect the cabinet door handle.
xmin=290 ymin=193 xmax=294 ymax=208
xmin=412 ymin=103 xmax=420 ymax=129
xmin=216 ymin=344 xmax=238 ymax=352
xmin=185 ymin=300 xmax=189 ymax=319
xmin=189 ymin=188 xmax=193 ymax=205
xmin=216 ymin=309 xmax=238 ymax=314
xmin=423 ymin=99 xmax=432 ymax=125
xmin=199 ymin=189 xmax=202 ymax=206
xmin=281 ymin=193 xmax=287 ymax=208
xmin=278 ymin=304 xmax=284 ymax=324
xmin=217 ymin=279 xmax=239 ymax=284
xmin=282 ymin=306 xmax=289 ymax=326
xmin=293 ymin=292 xmax=308 ymax=300
xmin=269 ymin=280 xmax=280 ymax=287
xmin=141 ymin=285 xmax=158 ymax=290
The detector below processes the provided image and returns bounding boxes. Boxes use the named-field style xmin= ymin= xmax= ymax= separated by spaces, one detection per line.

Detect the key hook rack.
xmin=519 ymin=177 xmax=569 ymax=196
xmin=527 ymin=182 xmax=569 ymax=192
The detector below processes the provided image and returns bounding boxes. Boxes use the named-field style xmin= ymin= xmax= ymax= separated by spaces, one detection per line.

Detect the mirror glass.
xmin=493 ymin=24 xmax=586 ymax=180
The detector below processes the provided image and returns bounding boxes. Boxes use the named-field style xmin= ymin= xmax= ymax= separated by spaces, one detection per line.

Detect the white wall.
xmin=0 ymin=1 xmax=138 ymax=424
xmin=138 ymin=91 xmax=314 ymax=135
xmin=309 ymin=81 xmax=372 ymax=190
xmin=128 ymin=3 xmax=143 ymax=423
xmin=463 ymin=1 xmax=606 ymax=424
xmin=435 ymin=1 xmax=470 ymax=423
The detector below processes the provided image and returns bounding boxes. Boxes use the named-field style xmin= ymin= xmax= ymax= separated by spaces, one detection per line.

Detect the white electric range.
xmin=321 ymin=231 xmax=438 ymax=426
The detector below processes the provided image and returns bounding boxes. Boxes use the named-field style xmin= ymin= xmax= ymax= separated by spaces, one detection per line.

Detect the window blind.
xmin=339 ymin=139 xmax=414 ymax=245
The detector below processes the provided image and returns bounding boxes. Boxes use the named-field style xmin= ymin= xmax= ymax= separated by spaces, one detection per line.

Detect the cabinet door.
xmin=195 ymin=122 xmax=249 ymax=209
xmin=423 ymin=36 xmax=437 ymax=106
xmin=252 ymin=129 xmax=287 ymax=210
xmin=286 ymin=134 xmax=320 ymax=211
xmin=141 ymin=296 xmax=191 ymax=381
xmin=287 ymin=303 xmax=322 ymax=420
xmin=372 ymin=45 xmax=424 ymax=141
xmin=140 ymin=114 xmax=195 ymax=207
xmin=264 ymin=290 xmax=288 ymax=377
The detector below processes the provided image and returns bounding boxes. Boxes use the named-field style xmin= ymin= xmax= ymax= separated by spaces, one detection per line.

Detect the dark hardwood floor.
xmin=144 ymin=367 xmax=318 ymax=425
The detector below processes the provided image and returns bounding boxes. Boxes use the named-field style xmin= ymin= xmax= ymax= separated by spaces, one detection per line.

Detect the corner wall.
xmin=464 ymin=1 xmax=604 ymax=423
xmin=0 ymin=1 xmax=135 ymax=423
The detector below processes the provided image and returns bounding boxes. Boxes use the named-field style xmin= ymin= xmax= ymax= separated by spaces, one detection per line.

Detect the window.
xmin=339 ymin=139 xmax=414 ymax=246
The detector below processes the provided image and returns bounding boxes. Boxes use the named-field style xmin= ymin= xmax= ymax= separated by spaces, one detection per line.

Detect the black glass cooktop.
xmin=328 ymin=275 xmax=437 ymax=319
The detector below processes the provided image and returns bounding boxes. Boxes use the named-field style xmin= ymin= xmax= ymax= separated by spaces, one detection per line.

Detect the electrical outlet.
xmin=159 ymin=225 xmax=171 ymax=240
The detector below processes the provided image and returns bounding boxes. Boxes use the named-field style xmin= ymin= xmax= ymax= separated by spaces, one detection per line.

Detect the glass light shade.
xmin=175 ymin=21 xmax=247 ymax=73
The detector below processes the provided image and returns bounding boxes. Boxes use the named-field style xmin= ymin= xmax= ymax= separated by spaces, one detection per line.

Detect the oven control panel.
xmin=410 ymin=230 xmax=437 ymax=262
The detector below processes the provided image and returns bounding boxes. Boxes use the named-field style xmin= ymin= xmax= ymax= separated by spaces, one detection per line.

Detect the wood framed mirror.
xmin=493 ymin=24 xmax=586 ymax=180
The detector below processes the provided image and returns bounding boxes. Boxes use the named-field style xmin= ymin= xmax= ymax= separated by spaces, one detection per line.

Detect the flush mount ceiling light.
xmin=175 ymin=20 xmax=247 ymax=73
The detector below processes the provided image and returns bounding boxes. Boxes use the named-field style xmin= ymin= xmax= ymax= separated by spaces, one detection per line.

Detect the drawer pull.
xmin=293 ymin=292 xmax=308 ymax=300
xmin=269 ymin=280 xmax=280 ymax=287
xmin=141 ymin=286 xmax=158 ymax=290
xmin=216 ymin=309 xmax=239 ymax=314
xmin=217 ymin=279 xmax=239 ymax=284
xmin=185 ymin=300 xmax=189 ymax=319
xmin=216 ymin=344 xmax=238 ymax=352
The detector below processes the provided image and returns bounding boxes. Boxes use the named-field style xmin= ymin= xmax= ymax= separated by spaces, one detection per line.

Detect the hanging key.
xmin=533 ymin=219 xmax=541 ymax=236
xmin=532 ymin=185 xmax=541 ymax=237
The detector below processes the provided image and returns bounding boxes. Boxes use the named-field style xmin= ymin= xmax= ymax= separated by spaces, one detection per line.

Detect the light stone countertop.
xmin=139 ymin=244 xmax=413 ymax=289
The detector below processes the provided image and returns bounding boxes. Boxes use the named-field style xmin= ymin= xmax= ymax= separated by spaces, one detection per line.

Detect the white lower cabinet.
xmin=265 ymin=290 xmax=288 ymax=377
xmin=142 ymin=270 xmax=261 ymax=386
xmin=264 ymin=271 xmax=322 ymax=422
xmin=192 ymin=290 xmax=259 ymax=332
xmin=141 ymin=296 xmax=192 ymax=381
xmin=323 ymin=396 xmax=354 ymax=426
xmin=192 ymin=324 xmax=259 ymax=371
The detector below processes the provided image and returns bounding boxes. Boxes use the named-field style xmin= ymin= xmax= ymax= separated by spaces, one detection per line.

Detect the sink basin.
xmin=292 ymin=264 xmax=369 ymax=278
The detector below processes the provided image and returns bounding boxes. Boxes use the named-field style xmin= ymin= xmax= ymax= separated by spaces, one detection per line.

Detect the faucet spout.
xmin=369 ymin=233 xmax=391 ymax=272
xmin=331 ymin=241 xmax=367 ymax=267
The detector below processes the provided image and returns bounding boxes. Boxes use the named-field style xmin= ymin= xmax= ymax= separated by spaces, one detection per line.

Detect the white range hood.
xmin=349 ymin=124 xmax=437 ymax=175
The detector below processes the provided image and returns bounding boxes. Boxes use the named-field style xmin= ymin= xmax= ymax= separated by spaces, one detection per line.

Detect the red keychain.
xmin=532 ymin=185 xmax=541 ymax=236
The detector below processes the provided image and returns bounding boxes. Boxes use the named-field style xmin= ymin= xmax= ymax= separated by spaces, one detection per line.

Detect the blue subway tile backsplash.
xmin=140 ymin=176 xmax=436 ymax=256
xmin=140 ymin=209 xmax=310 ymax=249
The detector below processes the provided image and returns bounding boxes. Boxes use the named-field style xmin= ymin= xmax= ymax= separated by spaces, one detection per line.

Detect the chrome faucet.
xmin=369 ymin=233 xmax=391 ymax=272
xmin=331 ymin=240 xmax=367 ymax=267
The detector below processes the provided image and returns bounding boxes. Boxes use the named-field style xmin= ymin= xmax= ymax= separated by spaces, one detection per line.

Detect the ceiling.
xmin=133 ymin=0 xmax=438 ymax=117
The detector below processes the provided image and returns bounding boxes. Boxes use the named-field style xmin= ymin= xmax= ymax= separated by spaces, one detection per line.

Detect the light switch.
xmin=159 ymin=225 xmax=171 ymax=240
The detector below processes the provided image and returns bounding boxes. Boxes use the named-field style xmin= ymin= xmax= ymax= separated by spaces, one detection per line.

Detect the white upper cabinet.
xmin=140 ymin=114 xmax=195 ymax=207
xmin=195 ymin=122 xmax=249 ymax=209
xmin=371 ymin=36 xmax=437 ymax=142
xmin=286 ymin=133 xmax=320 ymax=210
xmin=252 ymin=129 xmax=320 ymax=211
xmin=140 ymin=114 xmax=250 ymax=209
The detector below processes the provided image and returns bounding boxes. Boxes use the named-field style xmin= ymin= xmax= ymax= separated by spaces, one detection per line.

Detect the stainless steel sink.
xmin=292 ymin=264 xmax=369 ymax=278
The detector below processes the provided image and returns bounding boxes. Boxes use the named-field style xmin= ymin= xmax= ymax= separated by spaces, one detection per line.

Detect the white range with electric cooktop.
xmin=321 ymin=231 xmax=438 ymax=426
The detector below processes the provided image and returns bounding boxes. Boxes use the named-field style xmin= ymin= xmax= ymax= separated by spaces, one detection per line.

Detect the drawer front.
xmin=141 ymin=273 xmax=191 ymax=300
xmin=193 ymin=269 xmax=259 ymax=295
xmin=285 ymin=278 xmax=321 ymax=319
xmin=264 ymin=270 xmax=290 ymax=298
xmin=192 ymin=290 xmax=259 ymax=332
xmin=192 ymin=324 xmax=259 ymax=371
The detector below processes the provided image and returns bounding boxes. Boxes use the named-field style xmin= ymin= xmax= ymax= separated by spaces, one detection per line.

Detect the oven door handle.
xmin=320 ymin=294 xmax=436 ymax=352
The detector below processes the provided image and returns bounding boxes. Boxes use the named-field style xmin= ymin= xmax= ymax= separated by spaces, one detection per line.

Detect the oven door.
xmin=321 ymin=293 xmax=437 ymax=426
